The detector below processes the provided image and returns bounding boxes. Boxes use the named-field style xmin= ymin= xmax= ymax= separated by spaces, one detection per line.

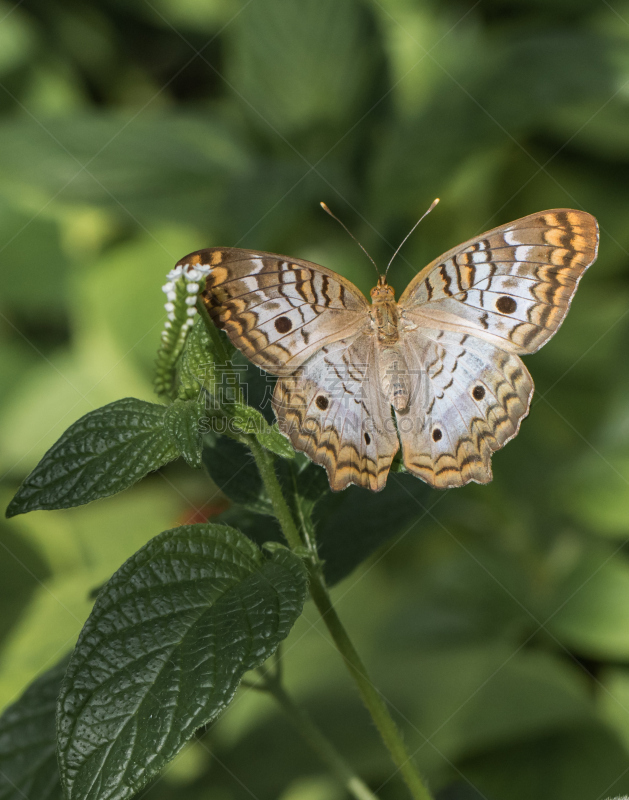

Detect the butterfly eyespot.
xmin=472 ymin=385 xmax=485 ymax=401
xmin=316 ymin=396 xmax=329 ymax=411
xmin=432 ymin=428 xmax=443 ymax=442
xmin=496 ymin=296 xmax=517 ymax=314
xmin=364 ymin=432 xmax=371 ymax=445
xmin=275 ymin=316 xmax=292 ymax=333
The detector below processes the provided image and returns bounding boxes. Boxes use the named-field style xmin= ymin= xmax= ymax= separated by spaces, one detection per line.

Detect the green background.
xmin=1 ymin=1 xmax=629 ymax=798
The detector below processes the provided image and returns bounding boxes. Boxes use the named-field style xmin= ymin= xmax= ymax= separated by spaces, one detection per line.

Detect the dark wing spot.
xmin=432 ymin=428 xmax=443 ymax=442
xmin=496 ymin=296 xmax=517 ymax=314
xmin=316 ymin=395 xmax=329 ymax=411
xmin=275 ymin=316 xmax=292 ymax=333
xmin=364 ymin=432 xmax=371 ymax=445
xmin=472 ymin=385 xmax=485 ymax=401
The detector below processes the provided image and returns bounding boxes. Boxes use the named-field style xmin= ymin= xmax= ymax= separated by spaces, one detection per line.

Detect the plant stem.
xmin=306 ymin=576 xmax=432 ymax=800
xmin=249 ymin=438 xmax=302 ymax=551
xmin=248 ymin=439 xmax=434 ymax=800
xmin=254 ymin=675 xmax=378 ymax=800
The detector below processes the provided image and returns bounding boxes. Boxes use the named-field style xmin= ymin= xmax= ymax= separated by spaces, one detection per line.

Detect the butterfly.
xmin=176 ymin=209 xmax=598 ymax=492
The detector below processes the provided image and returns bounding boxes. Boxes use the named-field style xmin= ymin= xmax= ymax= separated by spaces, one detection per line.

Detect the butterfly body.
xmin=179 ymin=209 xmax=598 ymax=492
xmin=366 ymin=278 xmax=412 ymax=411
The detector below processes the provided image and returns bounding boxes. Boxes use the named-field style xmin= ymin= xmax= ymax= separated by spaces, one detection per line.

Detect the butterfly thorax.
xmin=369 ymin=277 xmax=399 ymax=345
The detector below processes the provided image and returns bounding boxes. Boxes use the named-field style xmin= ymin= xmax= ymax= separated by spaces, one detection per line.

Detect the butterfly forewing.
xmin=399 ymin=210 xmax=599 ymax=354
xmin=177 ymin=247 xmax=369 ymax=376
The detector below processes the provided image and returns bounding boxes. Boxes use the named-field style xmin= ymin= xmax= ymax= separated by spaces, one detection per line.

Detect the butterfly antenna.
xmin=385 ymin=197 xmax=440 ymax=277
xmin=320 ymin=202 xmax=380 ymax=277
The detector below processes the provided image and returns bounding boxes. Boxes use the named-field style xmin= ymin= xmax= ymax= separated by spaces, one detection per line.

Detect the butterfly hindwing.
xmin=395 ymin=329 xmax=534 ymax=488
xmin=399 ymin=210 xmax=598 ymax=354
xmin=272 ymin=334 xmax=399 ymax=491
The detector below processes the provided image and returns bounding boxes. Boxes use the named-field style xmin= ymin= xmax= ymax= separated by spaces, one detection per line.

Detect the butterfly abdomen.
xmin=379 ymin=346 xmax=411 ymax=411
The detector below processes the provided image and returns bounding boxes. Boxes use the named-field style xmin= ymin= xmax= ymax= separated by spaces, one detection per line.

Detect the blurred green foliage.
xmin=1 ymin=0 xmax=629 ymax=798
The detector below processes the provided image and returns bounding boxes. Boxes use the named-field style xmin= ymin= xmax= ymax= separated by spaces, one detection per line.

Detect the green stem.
xmin=249 ymin=438 xmax=302 ymax=551
xmin=262 ymin=677 xmax=379 ymax=800
xmin=248 ymin=439 xmax=433 ymax=800
xmin=306 ymin=577 xmax=432 ymax=800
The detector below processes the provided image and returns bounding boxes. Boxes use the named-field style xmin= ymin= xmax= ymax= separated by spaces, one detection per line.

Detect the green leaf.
xmin=164 ymin=400 xmax=204 ymax=468
xmin=229 ymin=403 xmax=272 ymax=435
xmin=256 ymin=423 xmax=295 ymax=459
xmin=231 ymin=404 xmax=295 ymax=459
xmin=57 ymin=523 xmax=308 ymax=800
xmin=6 ymin=398 xmax=181 ymax=517
xmin=0 ymin=655 xmax=70 ymax=800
